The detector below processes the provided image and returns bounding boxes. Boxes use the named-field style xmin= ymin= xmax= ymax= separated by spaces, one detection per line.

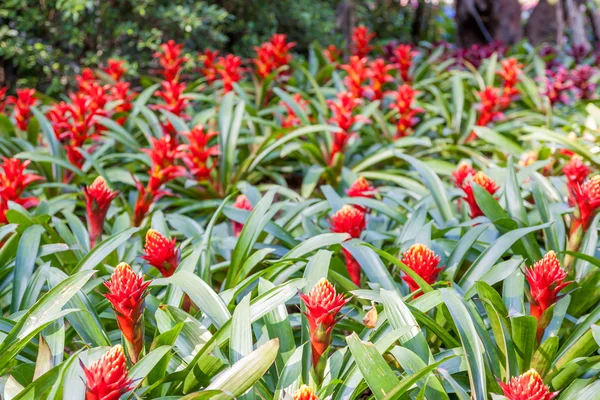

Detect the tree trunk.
xmin=525 ymin=0 xmax=560 ymax=46
xmin=565 ymin=0 xmax=591 ymax=51
xmin=336 ymin=0 xmax=355 ymax=56
xmin=455 ymin=0 xmax=522 ymax=47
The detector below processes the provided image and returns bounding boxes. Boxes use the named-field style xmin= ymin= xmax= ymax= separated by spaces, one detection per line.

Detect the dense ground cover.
xmin=1 ymin=27 xmax=600 ymax=399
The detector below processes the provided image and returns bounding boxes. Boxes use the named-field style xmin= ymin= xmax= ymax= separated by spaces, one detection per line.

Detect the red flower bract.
xmin=346 ymin=176 xmax=376 ymax=200
xmin=452 ymin=162 xmax=476 ymax=188
xmin=199 ymin=49 xmax=220 ymax=84
xmin=330 ymin=205 xmax=366 ymax=239
xmin=351 ymin=25 xmax=375 ymax=58
xmin=365 ymin=58 xmax=394 ymax=101
xmin=0 ymin=157 xmax=43 ymax=224
xmin=253 ymin=33 xmax=295 ymax=80
xmin=525 ymin=251 xmax=570 ymax=320
xmin=563 ymin=155 xmax=590 ymax=186
xmin=391 ymin=44 xmax=418 ymax=82
xmin=324 ymin=45 xmax=342 ymax=63
xmin=142 ymin=229 xmax=179 ymax=277
xmin=341 ymin=56 xmax=369 ymax=99
xmin=82 ymin=345 xmax=133 ymax=400
xmin=180 ymin=124 xmax=219 ymax=182
xmin=232 ymin=194 xmax=253 ymax=236
xmin=300 ymin=278 xmax=349 ymax=367
xmin=401 ymin=244 xmax=443 ymax=297
xmin=216 ymin=54 xmax=244 ymax=93
xmin=104 ymin=59 xmax=126 ymax=82
xmin=104 ymin=263 xmax=150 ymax=362
xmin=461 ymin=171 xmax=499 ymax=218
xmin=280 ymin=93 xmax=309 ymax=128
xmin=83 ymin=176 xmax=118 ymax=247
xmin=388 ymin=84 xmax=424 ymax=138
xmin=467 ymin=86 xmax=505 ymax=142
xmin=8 ymin=88 xmax=38 ymax=130
xmin=293 ymin=385 xmax=319 ymax=400
xmin=327 ymin=92 xmax=370 ymax=162
xmin=499 ymin=369 xmax=558 ymax=400
xmin=154 ymin=40 xmax=188 ymax=83
xmin=569 ymin=174 xmax=600 ymax=233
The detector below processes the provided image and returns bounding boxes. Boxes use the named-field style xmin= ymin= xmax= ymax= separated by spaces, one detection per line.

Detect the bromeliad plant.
xmin=2 ymin=30 xmax=600 ymax=399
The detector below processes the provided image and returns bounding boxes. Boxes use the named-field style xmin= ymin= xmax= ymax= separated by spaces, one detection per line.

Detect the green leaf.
xmin=229 ymin=294 xmax=252 ymax=364
xmin=12 ymin=225 xmax=44 ymax=312
xmin=73 ymin=227 xmax=139 ymax=272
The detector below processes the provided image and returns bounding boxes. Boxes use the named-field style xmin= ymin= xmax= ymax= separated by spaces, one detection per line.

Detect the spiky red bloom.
xmin=0 ymin=87 xmax=8 ymax=113
xmin=351 ymin=25 xmax=375 ymax=58
xmin=232 ymin=194 xmax=253 ymax=237
xmin=143 ymin=136 xmax=186 ymax=192
xmin=8 ymin=88 xmax=38 ymax=130
xmin=300 ymin=278 xmax=350 ymax=367
xmin=199 ymin=49 xmax=220 ymax=84
xmin=109 ymin=82 xmax=135 ymax=125
xmin=293 ymin=385 xmax=319 ymax=400
xmin=104 ymin=263 xmax=150 ymax=362
xmin=341 ymin=56 xmax=369 ymax=99
xmin=401 ymin=244 xmax=443 ymax=297
xmin=76 ymin=68 xmax=97 ymax=92
xmin=391 ymin=44 xmax=418 ymax=82
xmin=180 ymin=125 xmax=219 ymax=182
xmin=571 ymin=65 xmax=596 ymax=100
xmin=563 ymin=155 xmax=590 ymax=186
xmin=153 ymin=80 xmax=189 ymax=120
xmin=461 ymin=171 xmax=499 ymax=218
xmin=364 ymin=58 xmax=394 ymax=101
xmin=83 ymin=177 xmax=118 ymax=247
xmin=154 ymin=40 xmax=188 ymax=83
xmin=346 ymin=177 xmax=376 ymax=200
xmin=525 ymin=251 xmax=570 ymax=320
xmin=216 ymin=54 xmax=244 ymax=92
xmin=467 ymin=86 xmax=505 ymax=142
xmin=452 ymin=162 xmax=476 ymax=188
xmin=279 ymin=93 xmax=309 ymax=128
xmin=104 ymin=59 xmax=126 ymax=82
xmin=253 ymin=34 xmax=296 ymax=79
xmin=142 ymin=229 xmax=179 ymax=277
xmin=569 ymin=174 xmax=600 ymax=233
xmin=323 ymin=45 xmax=342 ymax=63
xmin=497 ymin=58 xmax=523 ymax=107
xmin=330 ymin=205 xmax=366 ymax=239
xmin=543 ymin=67 xmax=572 ymax=105
xmin=499 ymin=369 xmax=558 ymax=400
xmin=0 ymin=157 xmax=43 ymax=224
xmin=82 ymin=345 xmax=133 ymax=400
xmin=327 ymin=92 xmax=370 ymax=162
xmin=388 ymin=84 xmax=424 ymax=138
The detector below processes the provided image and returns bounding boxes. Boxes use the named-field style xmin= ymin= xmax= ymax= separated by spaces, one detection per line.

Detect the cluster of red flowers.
xmin=83 ymin=177 xmax=119 ymax=247
xmin=500 ymin=369 xmax=558 ymax=400
xmin=253 ymin=34 xmax=296 ymax=79
xmin=453 ymin=41 xmax=507 ymax=68
xmin=340 ymin=56 xmax=394 ymax=101
xmin=82 ymin=345 xmax=133 ymax=400
xmin=388 ymin=84 xmax=424 ymax=138
xmin=0 ymin=158 xmax=43 ymax=224
xmin=453 ymin=162 xmax=499 ymax=219
xmin=323 ymin=45 xmax=342 ymax=63
xmin=400 ymin=243 xmax=443 ymax=297
xmin=351 ymin=25 xmax=375 ymax=58
xmin=180 ymin=124 xmax=219 ymax=182
xmin=154 ymin=40 xmax=188 ymax=83
xmin=543 ymin=67 xmax=573 ymax=105
xmin=365 ymin=59 xmax=394 ymax=100
xmin=570 ymin=65 xmax=596 ymax=100
xmin=6 ymin=88 xmax=38 ymax=130
xmin=391 ymin=44 xmax=418 ymax=82
xmin=468 ymin=57 xmax=522 ymax=142
xmin=340 ymin=56 xmax=369 ymax=99
xmin=326 ymin=92 xmax=370 ymax=163
xmin=525 ymin=251 xmax=570 ymax=322
xmin=199 ymin=50 xmax=245 ymax=93
xmin=279 ymin=93 xmax=309 ymax=128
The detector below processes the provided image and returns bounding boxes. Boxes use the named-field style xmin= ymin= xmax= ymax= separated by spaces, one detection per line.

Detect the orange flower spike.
xmin=104 ymin=263 xmax=150 ymax=363
xmin=499 ymin=369 xmax=558 ymax=400
xmin=293 ymin=385 xmax=319 ymax=400
xmin=142 ymin=229 xmax=179 ymax=277
xmin=232 ymin=194 xmax=253 ymax=237
xmin=83 ymin=177 xmax=119 ymax=247
xmin=340 ymin=56 xmax=369 ymax=99
xmin=300 ymin=278 xmax=350 ymax=367
xmin=401 ymin=244 xmax=443 ymax=297
xmin=461 ymin=171 xmax=499 ymax=218
xmin=82 ymin=345 xmax=133 ymax=400
xmin=526 ymin=251 xmax=571 ymax=320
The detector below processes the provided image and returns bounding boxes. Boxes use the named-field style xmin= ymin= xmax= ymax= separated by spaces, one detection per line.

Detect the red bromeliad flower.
xmin=76 ymin=68 xmax=97 ymax=93
xmin=346 ymin=176 xmax=376 ymax=200
xmin=180 ymin=124 xmax=219 ymax=182
xmin=323 ymin=45 xmax=342 ymax=63
xmin=499 ymin=369 xmax=558 ymax=400
xmin=104 ymin=59 xmax=126 ymax=82
xmin=497 ymin=57 xmax=523 ymax=107
xmin=461 ymin=171 xmax=499 ymax=218
xmin=83 ymin=177 xmax=118 ymax=247
xmin=543 ymin=67 xmax=573 ymax=105
xmin=216 ymin=54 xmax=244 ymax=93
xmin=0 ymin=157 xmax=43 ymax=224
xmin=280 ymin=94 xmax=309 ymax=128
xmin=109 ymin=82 xmax=135 ymax=125
xmin=568 ymin=174 xmax=600 ymax=233
xmin=401 ymin=244 xmax=443 ymax=297
xmin=467 ymin=87 xmax=505 ymax=142
xmin=563 ymin=155 xmax=590 ymax=186
xmin=82 ymin=345 xmax=133 ymax=400
xmin=341 ymin=56 xmax=369 ymax=99
xmin=330 ymin=205 xmax=366 ymax=285
xmin=232 ymin=194 xmax=253 ymax=236
xmin=142 ymin=229 xmax=179 ymax=277
xmin=327 ymin=92 xmax=370 ymax=162
xmin=364 ymin=58 xmax=394 ymax=101
xmin=525 ymin=251 xmax=570 ymax=320
xmin=0 ymin=87 xmax=8 ymax=113
xmin=153 ymin=80 xmax=189 ymax=136
xmin=8 ymin=88 xmax=38 ymax=130
xmin=452 ymin=162 xmax=476 ymax=188
xmin=391 ymin=44 xmax=418 ymax=82
xmin=199 ymin=49 xmax=220 ymax=84
xmin=104 ymin=263 xmax=150 ymax=362
xmin=253 ymin=34 xmax=296 ymax=80
xmin=293 ymin=385 xmax=319 ymax=400
xmin=351 ymin=25 xmax=375 ymax=58
xmin=388 ymin=84 xmax=424 ymax=138
xmin=154 ymin=40 xmax=188 ymax=83
xmin=300 ymin=278 xmax=350 ymax=367
xmin=571 ymin=65 xmax=596 ymax=100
